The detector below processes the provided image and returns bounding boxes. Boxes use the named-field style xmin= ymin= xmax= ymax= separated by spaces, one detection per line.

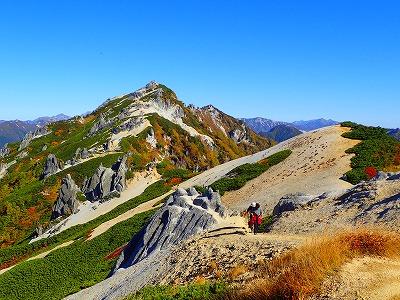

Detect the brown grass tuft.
xmin=228 ymin=264 xmax=248 ymax=280
xmin=222 ymin=228 xmax=400 ymax=300
xmin=194 ymin=276 xmax=207 ymax=285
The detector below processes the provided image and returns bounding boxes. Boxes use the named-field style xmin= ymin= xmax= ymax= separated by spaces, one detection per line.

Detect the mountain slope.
xmin=0 ymin=81 xmax=273 ymax=246
xmin=222 ymin=125 xmax=359 ymax=212
xmin=0 ymin=120 xmax=37 ymax=147
xmin=260 ymin=124 xmax=302 ymax=142
xmin=0 ymin=114 xmax=70 ymax=147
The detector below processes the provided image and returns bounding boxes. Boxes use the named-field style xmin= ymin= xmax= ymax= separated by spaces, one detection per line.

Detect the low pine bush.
xmin=341 ymin=122 xmax=400 ymax=184
xmin=0 ymin=180 xmax=170 ymax=269
xmin=0 ymin=210 xmax=155 ymax=300
xmin=210 ymin=149 xmax=292 ymax=195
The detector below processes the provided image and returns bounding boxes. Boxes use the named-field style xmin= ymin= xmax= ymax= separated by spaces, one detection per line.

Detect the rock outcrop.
xmin=0 ymin=143 xmax=10 ymax=158
xmin=51 ymin=174 xmax=80 ymax=219
xmin=82 ymin=155 xmax=127 ymax=201
xmin=146 ymin=128 xmax=157 ymax=148
xmin=18 ymin=126 xmax=50 ymax=151
xmin=19 ymin=131 xmax=34 ymax=151
xmin=273 ymin=193 xmax=317 ymax=215
xmin=88 ymin=113 xmax=110 ymax=136
xmin=42 ymin=154 xmax=62 ymax=179
xmin=229 ymin=124 xmax=251 ymax=144
xmin=112 ymin=187 xmax=226 ymax=272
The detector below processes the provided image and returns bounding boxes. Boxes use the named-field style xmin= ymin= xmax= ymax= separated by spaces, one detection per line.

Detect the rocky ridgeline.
xmin=51 ymin=174 xmax=80 ymax=219
xmin=82 ymin=155 xmax=128 ymax=201
xmin=112 ymin=187 xmax=226 ymax=273
xmin=18 ymin=126 xmax=50 ymax=151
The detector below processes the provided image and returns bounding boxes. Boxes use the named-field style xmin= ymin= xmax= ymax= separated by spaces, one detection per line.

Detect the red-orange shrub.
xmin=364 ymin=166 xmax=378 ymax=179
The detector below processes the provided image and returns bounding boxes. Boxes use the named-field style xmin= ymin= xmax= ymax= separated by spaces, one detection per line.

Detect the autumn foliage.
xmin=364 ymin=166 xmax=378 ymax=179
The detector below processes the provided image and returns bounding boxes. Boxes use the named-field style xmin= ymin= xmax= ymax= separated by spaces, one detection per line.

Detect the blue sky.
xmin=0 ymin=0 xmax=399 ymax=128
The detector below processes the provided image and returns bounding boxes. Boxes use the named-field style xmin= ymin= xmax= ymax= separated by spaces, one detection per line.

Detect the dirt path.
xmin=317 ymin=256 xmax=400 ymax=299
xmin=222 ymin=125 xmax=359 ymax=212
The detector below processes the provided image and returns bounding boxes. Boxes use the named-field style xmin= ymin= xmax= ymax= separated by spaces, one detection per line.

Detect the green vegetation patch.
xmin=0 ymin=180 xmax=171 ymax=268
xmin=0 ymin=210 xmax=155 ymax=300
xmin=341 ymin=122 xmax=400 ymax=184
xmin=126 ymin=282 xmax=228 ymax=300
xmin=211 ymin=149 xmax=292 ymax=195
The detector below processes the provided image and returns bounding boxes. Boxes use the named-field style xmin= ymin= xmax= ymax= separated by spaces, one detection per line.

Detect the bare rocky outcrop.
xmin=18 ymin=126 xmax=50 ymax=151
xmin=88 ymin=113 xmax=111 ymax=136
xmin=0 ymin=143 xmax=10 ymax=158
xmin=82 ymin=155 xmax=128 ymax=201
xmin=229 ymin=124 xmax=251 ymax=143
xmin=269 ymin=174 xmax=400 ymax=234
xmin=19 ymin=131 xmax=34 ymax=151
xmin=42 ymin=154 xmax=63 ymax=179
xmin=273 ymin=193 xmax=318 ymax=215
xmin=66 ymin=148 xmax=91 ymax=165
xmin=112 ymin=187 xmax=226 ymax=272
xmin=146 ymin=128 xmax=157 ymax=148
xmin=51 ymin=174 xmax=80 ymax=219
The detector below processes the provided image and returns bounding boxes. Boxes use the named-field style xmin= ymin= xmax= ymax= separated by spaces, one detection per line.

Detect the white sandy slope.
xmin=222 ymin=125 xmax=359 ymax=212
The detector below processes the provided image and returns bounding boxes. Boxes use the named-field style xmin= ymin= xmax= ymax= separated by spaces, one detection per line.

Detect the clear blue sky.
xmin=0 ymin=0 xmax=399 ymax=128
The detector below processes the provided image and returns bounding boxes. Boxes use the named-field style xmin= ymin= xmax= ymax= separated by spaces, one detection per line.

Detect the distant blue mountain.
xmin=388 ymin=128 xmax=400 ymax=141
xmin=259 ymin=124 xmax=302 ymax=143
xmin=291 ymin=118 xmax=339 ymax=131
xmin=0 ymin=114 xmax=70 ymax=147
xmin=243 ymin=117 xmax=339 ymax=135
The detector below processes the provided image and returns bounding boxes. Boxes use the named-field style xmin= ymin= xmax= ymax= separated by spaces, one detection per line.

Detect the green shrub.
xmin=341 ymin=122 xmax=400 ymax=184
xmin=0 ymin=210 xmax=155 ymax=300
xmin=0 ymin=181 xmax=170 ymax=267
xmin=210 ymin=150 xmax=292 ymax=195
xmin=126 ymin=281 xmax=228 ymax=300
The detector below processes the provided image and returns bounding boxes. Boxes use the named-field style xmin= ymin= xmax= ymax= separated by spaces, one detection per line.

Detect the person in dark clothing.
xmin=246 ymin=202 xmax=263 ymax=234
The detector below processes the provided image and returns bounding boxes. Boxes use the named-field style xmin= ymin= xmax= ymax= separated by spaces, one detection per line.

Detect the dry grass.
xmin=228 ymin=264 xmax=248 ymax=280
xmin=223 ymin=229 xmax=400 ymax=300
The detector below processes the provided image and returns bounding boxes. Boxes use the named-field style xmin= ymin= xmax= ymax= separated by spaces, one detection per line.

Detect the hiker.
xmin=245 ymin=202 xmax=262 ymax=234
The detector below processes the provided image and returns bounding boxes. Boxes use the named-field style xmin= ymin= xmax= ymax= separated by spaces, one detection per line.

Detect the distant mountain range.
xmin=0 ymin=114 xmax=70 ymax=147
xmin=241 ymin=117 xmax=339 ymax=143
xmin=291 ymin=118 xmax=339 ymax=131
xmin=389 ymin=128 xmax=400 ymax=141
xmin=259 ymin=124 xmax=303 ymax=143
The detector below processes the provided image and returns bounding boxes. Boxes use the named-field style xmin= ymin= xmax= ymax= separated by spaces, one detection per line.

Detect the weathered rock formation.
xmin=229 ymin=124 xmax=250 ymax=143
xmin=51 ymin=174 xmax=80 ymax=219
xmin=112 ymin=187 xmax=226 ymax=272
xmin=42 ymin=154 xmax=63 ymax=178
xmin=66 ymin=148 xmax=91 ymax=165
xmin=18 ymin=126 xmax=50 ymax=151
xmin=82 ymin=155 xmax=128 ymax=201
xmin=273 ymin=193 xmax=317 ymax=215
xmin=0 ymin=143 xmax=10 ymax=158
xmin=146 ymin=128 xmax=157 ymax=148
xmin=19 ymin=131 xmax=34 ymax=151
xmin=88 ymin=113 xmax=111 ymax=136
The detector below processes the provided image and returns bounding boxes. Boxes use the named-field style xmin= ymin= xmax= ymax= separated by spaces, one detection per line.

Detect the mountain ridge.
xmin=0 ymin=81 xmax=273 ymax=246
